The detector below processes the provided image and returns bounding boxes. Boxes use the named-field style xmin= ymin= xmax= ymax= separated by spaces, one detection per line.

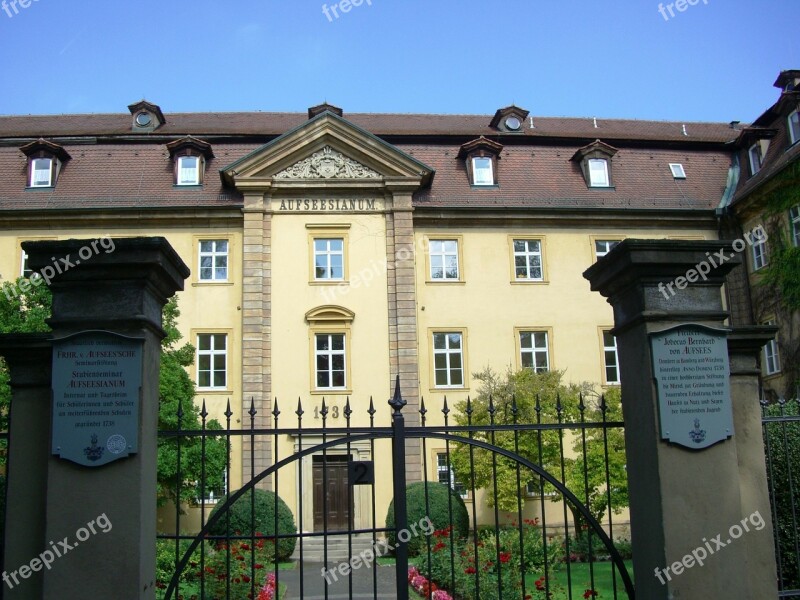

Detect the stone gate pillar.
xmin=0 ymin=237 xmax=188 ymax=599
xmin=584 ymin=239 xmax=778 ymax=599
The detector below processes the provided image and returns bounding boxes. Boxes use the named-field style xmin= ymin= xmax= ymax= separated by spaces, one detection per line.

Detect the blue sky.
xmin=0 ymin=0 xmax=797 ymax=123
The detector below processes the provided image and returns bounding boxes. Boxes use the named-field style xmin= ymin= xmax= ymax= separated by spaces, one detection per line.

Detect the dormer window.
xmin=489 ymin=105 xmax=530 ymax=133
xmin=788 ymin=110 xmax=800 ymax=146
xmin=748 ymin=143 xmax=763 ymax=175
xmin=178 ymin=156 xmax=200 ymax=185
xmin=31 ymin=158 xmax=53 ymax=187
xmin=572 ymin=140 xmax=618 ymax=188
xmin=472 ymin=157 xmax=494 ymax=185
xmin=20 ymin=139 xmax=70 ymax=190
xmin=128 ymin=99 xmax=165 ymax=132
xmin=458 ymin=137 xmax=503 ymax=187
xmin=166 ymin=136 xmax=214 ymax=187
xmin=588 ymin=158 xmax=609 ymax=187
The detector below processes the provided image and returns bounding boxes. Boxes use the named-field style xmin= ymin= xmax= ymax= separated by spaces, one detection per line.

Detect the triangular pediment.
xmin=220 ymin=111 xmax=434 ymax=191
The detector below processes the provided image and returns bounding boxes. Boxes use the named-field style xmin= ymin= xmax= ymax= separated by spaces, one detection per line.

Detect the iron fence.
xmin=763 ymin=397 xmax=800 ymax=598
xmin=158 ymin=379 xmax=634 ymax=600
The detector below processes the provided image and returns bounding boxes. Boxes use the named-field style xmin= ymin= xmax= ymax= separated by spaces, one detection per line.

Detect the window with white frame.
xmin=315 ymin=333 xmax=346 ymax=389
xmin=519 ymin=331 xmax=549 ymax=372
xmin=30 ymin=157 xmax=53 ymax=187
xmin=789 ymin=110 xmax=800 ymax=146
xmin=437 ymin=453 xmax=467 ymax=498
xmin=763 ymin=321 xmax=781 ymax=376
xmin=198 ymin=470 xmax=227 ymax=504
xmin=790 ymin=206 xmax=800 ymax=248
xmin=471 ymin=156 xmax=494 ymax=186
xmin=669 ymin=163 xmax=686 ymax=179
xmin=603 ymin=330 xmax=620 ymax=384
xmin=588 ymin=158 xmax=610 ymax=187
xmin=197 ymin=333 xmax=227 ymax=389
xmin=594 ymin=240 xmax=620 ymax=258
xmin=748 ymin=143 xmax=763 ymax=176
xmin=752 ymin=235 xmax=768 ymax=271
xmin=314 ymin=238 xmax=344 ymax=280
xmin=199 ymin=240 xmax=228 ymax=282
xmin=513 ymin=239 xmax=543 ymax=280
xmin=177 ymin=155 xmax=201 ymax=185
xmin=429 ymin=240 xmax=459 ymax=280
xmin=433 ymin=332 xmax=464 ymax=388
xmin=20 ymin=249 xmax=32 ymax=278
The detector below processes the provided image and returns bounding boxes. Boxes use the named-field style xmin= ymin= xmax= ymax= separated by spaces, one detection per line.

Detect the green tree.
xmin=0 ymin=278 xmax=226 ymax=507
xmin=449 ymin=367 xmax=628 ymax=536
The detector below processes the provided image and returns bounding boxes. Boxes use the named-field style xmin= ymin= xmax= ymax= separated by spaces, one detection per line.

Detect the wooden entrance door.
xmin=313 ymin=455 xmax=351 ymax=531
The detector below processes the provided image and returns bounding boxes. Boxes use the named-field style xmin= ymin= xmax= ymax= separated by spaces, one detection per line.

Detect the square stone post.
xmin=584 ymin=240 xmax=778 ymax=599
xmin=3 ymin=237 xmax=189 ymax=599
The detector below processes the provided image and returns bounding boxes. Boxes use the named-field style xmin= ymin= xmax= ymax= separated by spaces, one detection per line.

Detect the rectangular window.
xmin=429 ymin=239 xmax=460 ymax=280
xmin=472 ymin=157 xmax=494 ymax=186
xmin=199 ymin=470 xmax=227 ymax=504
xmin=437 ymin=453 xmax=467 ymax=499
xmin=31 ymin=158 xmax=52 ymax=187
xmin=178 ymin=156 xmax=200 ymax=185
xmin=197 ymin=334 xmax=227 ymax=389
xmin=764 ymin=321 xmax=781 ymax=376
xmin=519 ymin=331 xmax=549 ymax=372
xmin=588 ymin=158 xmax=609 ymax=187
xmin=594 ymin=240 xmax=620 ymax=258
xmin=433 ymin=332 xmax=464 ymax=388
xmin=199 ymin=240 xmax=228 ymax=282
xmin=789 ymin=110 xmax=800 ymax=146
xmin=20 ymin=250 xmax=32 ymax=278
xmin=603 ymin=330 xmax=620 ymax=384
xmin=748 ymin=143 xmax=763 ymax=176
xmin=315 ymin=333 xmax=346 ymax=389
xmin=790 ymin=206 xmax=800 ymax=248
xmin=669 ymin=163 xmax=686 ymax=179
xmin=314 ymin=238 xmax=344 ymax=280
xmin=513 ymin=239 xmax=543 ymax=280
xmin=752 ymin=236 xmax=768 ymax=271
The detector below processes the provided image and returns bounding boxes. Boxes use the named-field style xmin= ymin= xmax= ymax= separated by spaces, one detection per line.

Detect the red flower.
xmin=465 ymin=567 xmax=476 ymax=574
xmin=433 ymin=542 xmax=446 ymax=552
xmin=535 ymin=576 xmax=546 ymax=591
xmin=499 ymin=552 xmax=511 ymax=563
xmin=583 ymin=590 xmax=598 ymax=598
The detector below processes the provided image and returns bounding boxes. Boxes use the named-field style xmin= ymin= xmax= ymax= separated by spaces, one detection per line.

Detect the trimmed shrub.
xmin=208 ymin=488 xmax=297 ymax=561
xmin=386 ymin=481 xmax=469 ymax=557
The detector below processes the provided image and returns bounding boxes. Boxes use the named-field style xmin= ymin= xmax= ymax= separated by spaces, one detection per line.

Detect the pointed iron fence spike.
xmin=296 ymin=397 xmax=304 ymax=417
xmin=368 ymin=396 xmax=376 ymax=415
xmin=442 ymin=397 xmax=450 ymax=415
xmin=200 ymin=399 xmax=208 ymax=420
xmin=272 ymin=398 xmax=280 ymax=418
xmin=578 ymin=392 xmax=586 ymax=412
xmin=465 ymin=396 xmax=473 ymax=415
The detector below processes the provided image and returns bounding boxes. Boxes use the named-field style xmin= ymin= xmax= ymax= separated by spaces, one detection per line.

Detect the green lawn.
xmin=525 ymin=561 xmax=634 ymax=599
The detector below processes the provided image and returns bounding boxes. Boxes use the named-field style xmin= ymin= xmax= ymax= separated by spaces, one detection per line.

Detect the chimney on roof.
xmin=682 ymin=124 xmax=688 ymax=136
xmin=729 ymin=121 xmax=741 ymax=130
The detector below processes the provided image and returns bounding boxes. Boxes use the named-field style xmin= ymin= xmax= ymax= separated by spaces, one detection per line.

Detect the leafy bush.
xmin=204 ymin=537 xmax=275 ymax=600
xmin=208 ymin=488 xmax=297 ymax=561
xmin=478 ymin=520 xmax=564 ymax=574
xmin=155 ymin=538 xmax=202 ymax=599
xmin=420 ymin=526 xmax=524 ymax=600
xmin=386 ymin=481 xmax=469 ymax=557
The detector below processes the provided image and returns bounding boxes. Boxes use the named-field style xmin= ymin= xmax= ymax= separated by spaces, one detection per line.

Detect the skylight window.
xmin=669 ymin=163 xmax=686 ymax=179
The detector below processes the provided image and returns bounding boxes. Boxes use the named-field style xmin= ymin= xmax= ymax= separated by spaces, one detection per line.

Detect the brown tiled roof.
xmin=0 ymin=111 xmax=736 ymax=213
xmin=408 ymin=145 xmax=731 ymax=210
xmin=0 ymin=111 xmax=740 ymax=143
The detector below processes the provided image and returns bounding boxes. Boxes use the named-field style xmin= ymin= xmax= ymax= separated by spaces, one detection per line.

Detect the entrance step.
xmin=291 ymin=534 xmax=388 ymax=563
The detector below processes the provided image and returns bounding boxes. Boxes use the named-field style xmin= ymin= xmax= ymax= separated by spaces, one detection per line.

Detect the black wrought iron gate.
xmin=160 ymin=379 xmax=634 ymax=599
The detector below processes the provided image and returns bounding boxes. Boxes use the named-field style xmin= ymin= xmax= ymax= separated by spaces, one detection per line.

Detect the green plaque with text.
xmin=650 ymin=324 xmax=733 ymax=450
xmin=52 ymin=331 xmax=142 ymax=467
